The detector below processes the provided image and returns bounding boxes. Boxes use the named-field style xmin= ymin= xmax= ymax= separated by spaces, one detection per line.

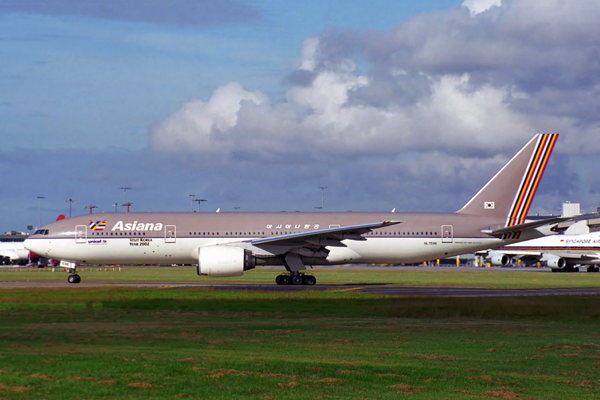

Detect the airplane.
xmin=25 ymin=133 xmax=565 ymax=285
xmin=479 ymin=229 xmax=600 ymax=273
xmin=0 ymin=232 xmax=32 ymax=265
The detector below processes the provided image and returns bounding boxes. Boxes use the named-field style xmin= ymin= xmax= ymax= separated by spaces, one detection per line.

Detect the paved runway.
xmin=2 ymin=281 xmax=600 ymax=297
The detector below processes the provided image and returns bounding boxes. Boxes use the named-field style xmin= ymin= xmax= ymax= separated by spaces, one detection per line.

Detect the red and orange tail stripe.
xmin=507 ymin=133 xmax=558 ymax=227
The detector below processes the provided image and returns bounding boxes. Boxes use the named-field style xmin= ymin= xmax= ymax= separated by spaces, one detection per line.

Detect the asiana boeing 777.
xmin=26 ymin=133 xmax=564 ymax=285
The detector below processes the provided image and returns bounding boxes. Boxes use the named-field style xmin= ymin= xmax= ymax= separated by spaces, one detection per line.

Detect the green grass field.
xmin=3 ymin=265 xmax=600 ymax=288
xmin=1 ymin=282 xmax=600 ymax=399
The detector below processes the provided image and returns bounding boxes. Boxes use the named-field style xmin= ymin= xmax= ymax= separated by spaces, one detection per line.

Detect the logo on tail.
xmin=506 ymin=133 xmax=558 ymax=227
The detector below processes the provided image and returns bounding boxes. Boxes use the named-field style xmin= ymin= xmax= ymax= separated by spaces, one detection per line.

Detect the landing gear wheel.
xmin=587 ymin=266 xmax=599 ymax=273
xmin=68 ymin=274 xmax=81 ymax=284
xmin=304 ymin=275 xmax=317 ymax=285
xmin=291 ymin=275 xmax=304 ymax=285
xmin=276 ymin=275 xmax=291 ymax=285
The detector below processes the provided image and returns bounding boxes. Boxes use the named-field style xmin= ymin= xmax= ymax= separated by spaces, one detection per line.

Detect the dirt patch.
xmin=560 ymin=371 xmax=582 ymax=376
xmin=379 ymin=373 xmax=409 ymax=378
xmin=66 ymin=377 xmax=97 ymax=381
xmin=309 ymin=378 xmax=346 ymax=385
xmin=479 ymin=390 xmax=538 ymax=399
xmin=333 ymin=338 xmax=354 ymax=343
xmin=455 ymin=389 xmax=474 ymax=394
xmin=128 ymin=382 xmax=161 ymax=389
xmin=415 ymin=353 xmax=454 ymax=361
xmin=205 ymin=369 xmax=295 ymax=380
xmin=467 ymin=375 xmax=501 ymax=382
xmin=560 ymin=380 xmax=599 ymax=388
xmin=276 ymin=382 xmax=301 ymax=388
xmin=0 ymin=383 xmax=32 ymax=393
xmin=388 ymin=383 xmax=426 ymax=392
xmin=39 ymin=358 xmax=63 ymax=363
xmin=27 ymin=374 xmax=53 ymax=379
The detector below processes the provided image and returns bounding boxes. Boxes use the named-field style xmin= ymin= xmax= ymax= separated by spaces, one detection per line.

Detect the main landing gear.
xmin=67 ymin=274 xmax=81 ymax=284
xmin=275 ymin=273 xmax=317 ymax=286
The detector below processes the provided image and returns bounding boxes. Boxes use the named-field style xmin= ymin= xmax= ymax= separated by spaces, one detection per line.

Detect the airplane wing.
xmin=251 ymin=220 xmax=402 ymax=248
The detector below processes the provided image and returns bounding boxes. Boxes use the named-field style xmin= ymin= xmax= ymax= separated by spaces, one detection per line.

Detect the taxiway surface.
xmin=1 ymin=281 xmax=599 ymax=297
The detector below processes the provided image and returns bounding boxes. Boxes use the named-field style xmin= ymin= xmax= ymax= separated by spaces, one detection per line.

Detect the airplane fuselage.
xmin=25 ymin=211 xmax=543 ymax=266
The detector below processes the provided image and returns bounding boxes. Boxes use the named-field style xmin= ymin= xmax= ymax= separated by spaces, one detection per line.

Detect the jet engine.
xmin=487 ymin=251 xmax=509 ymax=266
xmin=197 ymin=245 xmax=256 ymax=277
xmin=545 ymin=256 xmax=566 ymax=270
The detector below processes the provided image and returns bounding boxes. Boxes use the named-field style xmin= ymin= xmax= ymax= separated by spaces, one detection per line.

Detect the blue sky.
xmin=1 ymin=0 xmax=600 ymax=232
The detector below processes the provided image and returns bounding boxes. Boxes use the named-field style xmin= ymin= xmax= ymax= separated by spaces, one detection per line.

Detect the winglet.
xmin=481 ymin=216 xmax=569 ymax=239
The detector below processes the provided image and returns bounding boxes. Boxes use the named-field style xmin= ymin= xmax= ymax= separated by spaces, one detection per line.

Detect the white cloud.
xmin=462 ymin=0 xmax=502 ymax=16
xmin=149 ymin=0 xmax=600 ymax=219
xmin=298 ymin=37 xmax=319 ymax=72
xmin=150 ymin=82 xmax=269 ymax=154
xmin=151 ymin=57 xmax=533 ymax=161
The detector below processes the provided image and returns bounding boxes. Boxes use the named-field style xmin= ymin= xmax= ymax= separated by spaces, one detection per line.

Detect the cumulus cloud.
xmin=151 ymin=46 xmax=533 ymax=161
xmin=152 ymin=0 xmax=600 ymax=164
xmin=0 ymin=0 xmax=260 ymax=26
xmin=462 ymin=0 xmax=502 ymax=16
xmin=149 ymin=0 xmax=600 ymax=212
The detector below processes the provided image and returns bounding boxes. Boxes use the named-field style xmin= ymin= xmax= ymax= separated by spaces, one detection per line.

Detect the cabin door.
xmin=165 ymin=225 xmax=176 ymax=243
xmin=441 ymin=225 xmax=453 ymax=243
xmin=76 ymin=225 xmax=87 ymax=244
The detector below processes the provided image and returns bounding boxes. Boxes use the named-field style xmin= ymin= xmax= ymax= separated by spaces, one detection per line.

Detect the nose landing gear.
xmin=61 ymin=261 xmax=81 ymax=284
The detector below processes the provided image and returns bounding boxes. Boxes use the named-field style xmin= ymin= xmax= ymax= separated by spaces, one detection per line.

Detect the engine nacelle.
xmin=197 ymin=245 xmax=256 ymax=277
xmin=545 ymin=256 xmax=566 ymax=269
xmin=487 ymin=252 xmax=509 ymax=266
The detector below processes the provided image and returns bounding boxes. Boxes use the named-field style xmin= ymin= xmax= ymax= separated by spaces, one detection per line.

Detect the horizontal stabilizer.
xmin=481 ymin=216 xmax=570 ymax=239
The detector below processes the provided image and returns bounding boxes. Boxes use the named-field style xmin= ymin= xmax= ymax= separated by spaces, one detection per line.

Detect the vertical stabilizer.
xmin=458 ymin=133 xmax=558 ymax=227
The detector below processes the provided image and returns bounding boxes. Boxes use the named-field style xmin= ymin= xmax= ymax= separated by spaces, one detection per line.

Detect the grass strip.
xmin=3 ymin=266 xmax=600 ymax=288
xmin=1 ymin=287 xmax=599 ymax=399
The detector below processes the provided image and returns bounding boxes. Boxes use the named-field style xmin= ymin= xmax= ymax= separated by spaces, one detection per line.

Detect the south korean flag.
xmin=484 ymin=202 xmax=495 ymax=209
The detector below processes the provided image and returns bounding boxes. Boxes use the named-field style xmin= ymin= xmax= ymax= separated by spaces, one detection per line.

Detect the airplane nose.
xmin=24 ymin=239 xmax=49 ymax=257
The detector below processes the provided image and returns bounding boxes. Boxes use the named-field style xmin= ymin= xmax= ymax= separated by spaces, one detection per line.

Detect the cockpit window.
xmin=34 ymin=229 xmax=49 ymax=235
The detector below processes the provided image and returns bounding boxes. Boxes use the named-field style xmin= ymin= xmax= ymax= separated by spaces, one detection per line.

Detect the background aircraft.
xmin=0 ymin=232 xmax=35 ymax=265
xmin=480 ymin=223 xmax=600 ymax=273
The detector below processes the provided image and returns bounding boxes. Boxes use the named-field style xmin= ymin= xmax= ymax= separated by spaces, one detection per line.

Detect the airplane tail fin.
xmin=458 ymin=133 xmax=558 ymax=227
